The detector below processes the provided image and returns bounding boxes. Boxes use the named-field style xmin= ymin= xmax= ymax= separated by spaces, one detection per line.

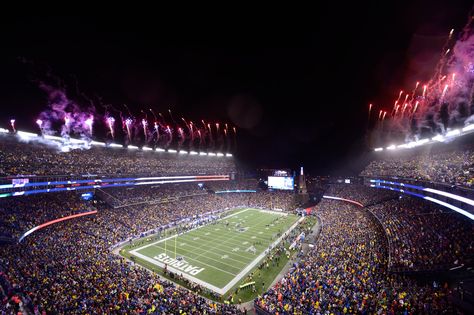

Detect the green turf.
xmin=126 ymin=208 xmax=299 ymax=295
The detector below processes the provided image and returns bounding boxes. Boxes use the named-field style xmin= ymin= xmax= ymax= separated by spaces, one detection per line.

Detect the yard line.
xmin=175 ymin=237 xmax=252 ymax=264
xmin=150 ymin=244 xmax=240 ymax=275
xmin=132 ymin=208 xmax=251 ymax=252
xmin=151 ymin=242 xmax=248 ymax=268
xmin=188 ymin=212 xmax=277 ymax=263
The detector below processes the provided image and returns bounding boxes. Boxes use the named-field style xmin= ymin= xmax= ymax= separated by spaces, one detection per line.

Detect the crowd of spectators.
xmin=255 ymin=199 xmax=460 ymax=314
xmin=361 ymin=146 xmax=474 ymax=187
xmin=324 ymin=184 xmax=474 ymax=272
xmin=0 ymin=182 xmax=296 ymax=314
xmin=367 ymin=197 xmax=474 ymax=271
xmin=0 ymin=138 xmax=236 ymax=177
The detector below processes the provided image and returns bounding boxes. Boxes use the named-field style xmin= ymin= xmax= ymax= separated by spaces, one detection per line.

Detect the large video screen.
xmin=268 ymin=176 xmax=294 ymax=190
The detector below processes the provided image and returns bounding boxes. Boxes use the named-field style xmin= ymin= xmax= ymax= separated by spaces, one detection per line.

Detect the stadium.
xmin=1 ymin=5 xmax=474 ymax=315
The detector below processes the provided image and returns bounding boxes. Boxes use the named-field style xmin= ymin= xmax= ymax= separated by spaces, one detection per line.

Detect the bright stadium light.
xmin=69 ymin=138 xmax=87 ymax=144
xmin=44 ymin=134 xmax=63 ymax=141
xmin=168 ymin=149 xmax=177 ymax=153
xmin=17 ymin=131 xmax=38 ymax=139
xmin=179 ymin=150 xmax=188 ymax=154
xmin=142 ymin=146 xmax=152 ymax=151
xmin=199 ymin=152 xmax=207 ymax=156
xmin=91 ymin=141 xmax=106 ymax=147
xmin=216 ymin=153 xmax=224 ymax=157
xmin=127 ymin=145 xmax=138 ymax=150
xmin=386 ymin=145 xmax=396 ymax=150
xmin=108 ymin=143 xmax=123 ymax=148
xmin=424 ymin=197 xmax=474 ymax=221
xmin=208 ymin=152 xmax=216 ymax=156
xmin=416 ymin=138 xmax=430 ymax=145
xmin=432 ymin=134 xmax=445 ymax=142
xmin=155 ymin=148 xmax=165 ymax=152
xmin=374 ymin=147 xmax=383 ymax=152
xmin=462 ymin=124 xmax=474 ymax=132
xmin=225 ymin=153 xmax=233 ymax=157
xmin=190 ymin=151 xmax=198 ymax=155
xmin=0 ymin=128 xmax=9 ymax=133
xmin=445 ymin=129 xmax=460 ymax=137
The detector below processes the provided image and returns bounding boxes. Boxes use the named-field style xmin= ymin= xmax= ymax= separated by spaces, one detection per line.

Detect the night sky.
xmin=0 ymin=2 xmax=472 ymax=175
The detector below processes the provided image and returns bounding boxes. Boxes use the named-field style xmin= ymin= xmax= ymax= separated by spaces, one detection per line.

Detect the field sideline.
xmin=128 ymin=208 xmax=302 ymax=295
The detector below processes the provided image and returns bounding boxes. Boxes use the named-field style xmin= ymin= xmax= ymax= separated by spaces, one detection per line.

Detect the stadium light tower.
xmin=296 ymin=166 xmax=309 ymax=205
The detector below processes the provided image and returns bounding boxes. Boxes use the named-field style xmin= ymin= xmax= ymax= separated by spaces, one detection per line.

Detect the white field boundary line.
xmin=147 ymin=211 xmax=277 ymax=274
xmin=176 ymin=216 xmax=298 ymax=262
xmin=130 ymin=208 xmax=251 ymax=252
xmin=150 ymin=243 xmax=242 ymax=274
xmin=164 ymin=240 xmax=249 ymax=265
xmin=219 ymin=216 xmax=304 ymax=294
xmin=131 ymin=212 xmax=303 ymax=295
xmin=183 ymin=211 xmax=278 ymax=266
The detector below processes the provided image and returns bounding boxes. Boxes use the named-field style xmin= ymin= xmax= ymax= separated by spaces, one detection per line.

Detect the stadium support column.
xmin=296 ymin=166 xmax=309 ymax=205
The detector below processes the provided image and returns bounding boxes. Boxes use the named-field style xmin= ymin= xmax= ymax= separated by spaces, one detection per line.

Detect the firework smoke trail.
xmin=142 ymin=119 xmax=148 ymax=142
xmin=440 ymin=84 xmax=449 ymax=101
xmin=372 ymin=12 xmax=474 ymax=143
xmin=188 ymin=121 xmax=195 ymax=149
xmin=85 ymin=116 xmax=94 ymax=136
xmin=10 ymin=119 xmax=16 ymax=132
xmin=154 ymin=122 xmax=160 ymax=143
xmin=125 ymin=118 xmax=132 ymax=141
xmin=197 ymin=129 xmax=202 ymax=150
xmin=207 ymin=123 xmax=214 ymax=148
xmin=107 ymin=117 xmax=115 ymax=139
xmin=168 ymin=109 xmax=177 ymax=125
xmin=36 ymin=119 xmax=43 ymax=133
xmin=413 ymin=101 xmax=419 ymax=114
xmin=149 ymin=109 xmax=157 ymax=121
xmin=178 ymin=127 xmax=185 ymax=148
xmin=34 ymin=81 xmax=97 ymax=147
xmin=63 ymin=115 xmax=71 ymax=137
xmin=166 ymin=125 xmax=173 ymax=148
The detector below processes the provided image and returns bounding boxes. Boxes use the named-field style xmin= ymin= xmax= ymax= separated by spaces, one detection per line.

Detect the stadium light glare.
xmin=386 ymin=145 xmax=396 ymax=150
xmin=44 ymin=134 xmax=63 ymax=141
xmin=424 ymin=197 xmax=474 ymax=221
xmin=91 ymin=141 xmax=106 ymax=147
xmin=216 ymin=153 xmax=224 ymax=157
xmin=374 ymin=147 xmax=383 ymax=152
xmin=432 ymin=134 xmax=444 ymax=142
xmin=189 ymin=151 xmax=198 ymax=155
xmin=225 ymin=153 xmax=233 ymax=157
xmin=179 ymin=150 xmax=188 ymax=154
xmin=445 ymin=129 xmax=460 ymax=137
xmin=199 ymin=152 xmax=207 ymax=156
xmin=69 ymin=138 xmax=87 ymax=144
xmin=417 ymin=138 xmax=430 ymax=145
xmin=108 ymin=143 xmax=123 ymax=148
xmin=127 ymin=145 xmax=138 ymax=150
xmin=142 ymin=146 xmax=152 ymax=151
xmin=208 ymin=152 xmax=216 ymax=156
xmin=462 ymin=124 xmax=474 ymax=132
xmin=155 ymin=148 xmax=166 ymax=152
xmin=168 ymin=149 xmax=177 ymax=153
xmin=17 ymin=131 xmax=38 ymax=139
xmin=0 ymin=128 xmax=9 ymax=133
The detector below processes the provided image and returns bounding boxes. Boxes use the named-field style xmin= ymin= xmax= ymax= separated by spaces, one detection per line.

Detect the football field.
xmin=128 ymin=208 xmax=302 ymax=295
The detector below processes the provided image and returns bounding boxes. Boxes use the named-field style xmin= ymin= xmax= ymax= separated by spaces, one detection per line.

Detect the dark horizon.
xmin=1 ymin=2 xmax=472 ymax=176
